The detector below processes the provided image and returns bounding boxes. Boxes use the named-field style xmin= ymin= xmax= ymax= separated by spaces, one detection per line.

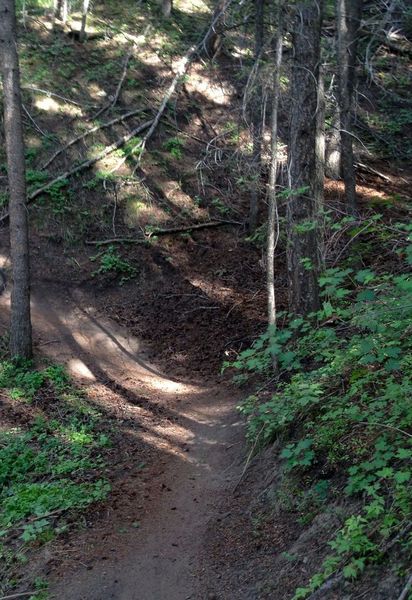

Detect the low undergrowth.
xmin=0 ymin=359 xmax=111 ymax=597
xmin=228 ymin=220 xmax=412 ymax=598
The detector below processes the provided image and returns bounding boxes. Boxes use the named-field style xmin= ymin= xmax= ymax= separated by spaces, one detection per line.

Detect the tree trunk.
xmin=55 ymin=0 xmax=68 ymax=24
xmin=267 ymin=7 xmax=283 ymax=327
xmin=248 ymin=0 xmax=264 ymax=232
xmin=286 ymin=1 xmax=323 ymax=316
xmin=315 ymin=63 xmax=326 ymax=267
xmin=0 ymin=0 xmax=32 ymax=358
xmin=337 ymin=0 xmax=362 ymax=213
xmin=162 ymin=0 xmax=172 ymax=18
xmin=325 ymin=106 xmax=341 ymax=179
xmin=315 ymin=64 xmax=325 ymax=213
xmin=79 ymin=0 xmax=90 ymax=42
xmin=203 ymin=0 xmax=226 ymax=58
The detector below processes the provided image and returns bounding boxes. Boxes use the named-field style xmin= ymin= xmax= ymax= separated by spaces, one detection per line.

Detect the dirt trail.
xmin=6 ymin=283 xmax=245 ymax=600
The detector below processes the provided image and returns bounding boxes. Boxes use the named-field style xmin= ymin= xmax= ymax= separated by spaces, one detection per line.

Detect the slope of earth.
xmin=1 ymin=0 xmax=411 ymax=598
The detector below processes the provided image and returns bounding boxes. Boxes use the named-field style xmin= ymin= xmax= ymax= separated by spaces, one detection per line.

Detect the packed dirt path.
xmin=2 ymin=282 xmax=245 ymax=599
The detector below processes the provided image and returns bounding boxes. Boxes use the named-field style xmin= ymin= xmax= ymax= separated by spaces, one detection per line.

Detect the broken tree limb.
xmin=21 ymin=85 xmax=84 ymax=107
xmin=355 ymin=161 xmax=391 ymax=182
xmin=0 ymin=593 xmax=38 ymax=600
xmin=0 ymin=119 xmax=153 ymax=226
xmin=85 ymin=219 xmax=242 ymax=245
xmin=0 ymin=4 xmax=238 ymax=226
xmin=132 ymin=0 xmax=235 ymax=167
xmin=397 ymin=573 xmax=412 ymax=600
xmin=135 ymin=45 xmax=197 ymax=165
xmin=40 ymin=108 xmax=149 ymax=170
xmin=88 ymin=48 xmax=134 ymax=121
xmin=87 ymin=25 xmax=151 ymax=122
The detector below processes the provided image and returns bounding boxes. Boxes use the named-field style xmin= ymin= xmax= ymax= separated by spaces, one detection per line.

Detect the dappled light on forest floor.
xmin=66 ymin=358 xmax=95 ymax=380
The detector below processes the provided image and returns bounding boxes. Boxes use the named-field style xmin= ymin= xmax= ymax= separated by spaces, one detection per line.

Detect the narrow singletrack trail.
xmin=6 ymin=283 xmax=245 ymax=600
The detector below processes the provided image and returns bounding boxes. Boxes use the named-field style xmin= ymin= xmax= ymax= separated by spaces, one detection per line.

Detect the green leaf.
xmin=394 ymin=471 xmax=411 ymax=484
xmin=355 ymin=270 xmax=375 ymax=284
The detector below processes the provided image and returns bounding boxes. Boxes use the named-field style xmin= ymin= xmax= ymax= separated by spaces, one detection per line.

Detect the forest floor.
xmin=0 ymin=0 xmax=411 ymax=598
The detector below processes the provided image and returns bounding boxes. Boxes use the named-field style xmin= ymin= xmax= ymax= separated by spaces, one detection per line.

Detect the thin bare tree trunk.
xmin=162 ymin=0 xmax=172 ymax=18
xmin=325 ymin=105 xmax=341 ymax=179
xmin=286 ymin=1 xmax=323 ymax=315
xmin=0 ymin=0 xmax=32 ymax=358
xmin=203 ymin=0 xmax=226 ymax=58
xmin=55 ymin=0 xmax=68 ymax=24
xmin=79 ymin=0 xmax=90 ymax=42
xmin=248 ymin=0 xmax=264 ymax=233
xmin=267 ymin=8 xmax=283 ymax=327
xmin=315 ymin=63 xmax=326 ymax=267
xmin=337 ymin=0 xmax=362 ymax=213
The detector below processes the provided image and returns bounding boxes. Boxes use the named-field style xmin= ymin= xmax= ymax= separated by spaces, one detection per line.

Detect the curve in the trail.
xmin=4 ymin=283 xmax=244 ymax=600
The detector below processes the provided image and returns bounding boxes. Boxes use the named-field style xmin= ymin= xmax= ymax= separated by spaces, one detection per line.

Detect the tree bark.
xmin=162 ymin=0 xmax=172 ymax=18
xmin=286 ymin=1 xmax=323 ymax=315
xmin=203 ymin=0 xmax=226 ymax=58
xmin=336 ymin=0 xmax=362 ymax=213
xmin=0 ymin=0 xmax=32 ymax=358
xmin=55 ymin=0 xmax=68 ymax=24
xmin=325 ymin=105 xmax=341 ymax=179
xmin=248 ymin=0 xmax=264 ymax=232
xmin=267 ymin=7 xmax=283 ymax=327
xmin=315 ymin=62 xmax=326 ymax=267
xmin=79 ymin=0 xmax=90 ymax=42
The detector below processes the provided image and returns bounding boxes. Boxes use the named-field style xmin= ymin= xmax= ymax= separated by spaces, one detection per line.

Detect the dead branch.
xmin=135 ymin=46 xmax=197 ymax=165
xmin=306 ymin=574 xmax=343 ymax=599
xmin=85 ymin=238 xmax=148 ymax=246
xmin=361 ymin=26 xmax=412 ymax=58
xmin=22 ymin=103 xmax=49 ymax=137
xmin=355 ymin=161 xmax=391 ymax=182
xmin=132 ymin=0 xmax=236 ymax=165
xmin=41 ymin=108 xmax=148 ymax=170
xmin=88 ymin=48 xmax=134 ymax=121
xmin=85 ymin=220 xmax=241 ymax=245
xmin=0 ymin=593 xmax=38 ymax=600
xmin=22 ymin=85 xmax=84 ymax=107
xmin=0 ymin=120 xmax=153 ymax=225
xmin=398 ymin=574 xmax=412 ymax=600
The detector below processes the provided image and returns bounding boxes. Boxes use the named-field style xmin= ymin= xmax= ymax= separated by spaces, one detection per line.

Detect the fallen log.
xmin=85 ymin=219 xmax=242 ymax=245
xmin=0 ymin=119 xmax=153 ymax=225
xmin=41 ymin=108 xmax=149 ymax=170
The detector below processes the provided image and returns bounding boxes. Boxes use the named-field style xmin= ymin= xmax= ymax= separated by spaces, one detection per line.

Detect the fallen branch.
xmin=135 ymin=45 xmax=197 ymax=165
xmin=22 ymin=85 xmax=84 ymax=107
xmin=22 ymin=103 xmax=49 ymax=138
xmin=361 ymin=27 xmax=412 ymax=58
xmin=132 ymin=0 xmax=235 ymax=166
xmin=41 ymin=108 xmax=148 ymax=170
xmin=0 ymin=593 xmax=38 ymax=600
xmin=85 ymin=219 xmax=241 ymax=245
xmin=398 ymin=573 xmax=412 ymax=600
xmin=355 ymin=161 xmax=391 ymax=182
xmin=0 ymin=120 xmax=153 ymax=225
xmin=88 ymin=48 xmax=134 ymax=121
xmin=85 ymin=238 xmax=148 ymax=246
xmin=306 ymin=574 xmax=343 ymax=599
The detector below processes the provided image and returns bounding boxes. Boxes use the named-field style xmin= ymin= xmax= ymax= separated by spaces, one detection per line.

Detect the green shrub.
xmin=91 ymin=245 xmax=137 ymax=284
xmin=228 ymin=223 xmax=412 ymax=598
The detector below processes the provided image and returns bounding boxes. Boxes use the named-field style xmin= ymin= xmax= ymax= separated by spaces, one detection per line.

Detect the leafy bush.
xmin=228 ymin=225 xmax=412 ymax=597
xmin=91 ymin=245 xmax=137 ymax=284
xmin=163 ymin=136 xmax=185 ymax=160
xmin=0 ymin=361 xmax=110 ymax=583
